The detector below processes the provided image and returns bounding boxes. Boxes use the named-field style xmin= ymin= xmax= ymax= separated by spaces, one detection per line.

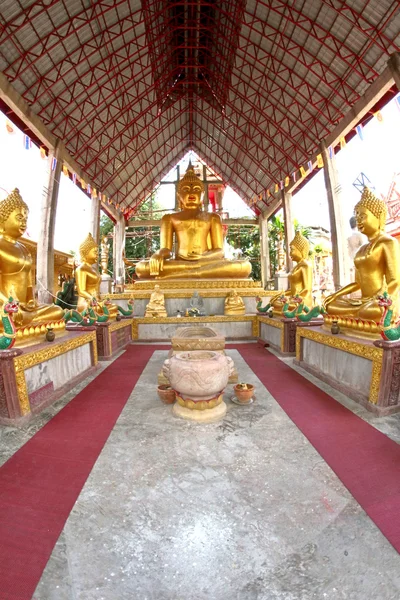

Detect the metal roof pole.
xmin=320 ymin=140 xmax=348 ymax=290
xmin=36 ymin=140 xmax=63 ymax=305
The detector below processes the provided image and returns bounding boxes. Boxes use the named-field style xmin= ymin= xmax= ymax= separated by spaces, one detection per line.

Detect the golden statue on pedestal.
xmin=135 ymin=164 xmax=252 ymax=280
xmin=0 ymin=189 xmax=64 ymax=337
xmin=224 ymin=290 xmax=245 ymax=315
xmin=145 ymin=284 xmax=167 ymax=317
xmin=269 ymin=231 xmax=313 ymax=315
xmin=75 ymin=233 xmax=118 ymax=319
xmin=323 ymin=188 xmax=400 ymax=336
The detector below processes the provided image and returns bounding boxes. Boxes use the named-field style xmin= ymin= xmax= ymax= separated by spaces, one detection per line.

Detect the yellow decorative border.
xmin=13 ymin=332 xmax=97 ymax=416
xmin=127 ymin=280 xmax=263 ymax=290
xmin=296 ymin=327 xmax=383 ymax=404
xmin=258 ymin=316 xmax=284 ymax=349
xmin=104 ymin=290 xmax=268 ymax=299
xmin=108 ymin=318 xmax=133 ymax=350
xmin=131 ymin=315 xmax=258 ymax=340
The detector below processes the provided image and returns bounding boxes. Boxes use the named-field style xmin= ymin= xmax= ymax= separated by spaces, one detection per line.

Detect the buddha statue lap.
xmin=224 ymin=290 xmax=245 ymax=315
xmin=269 ymin=231 xmax=313 ymax=315
xmin=0 ymin=189 xmax=65 ymax=335
xmin=75 ymin=233 xmax=118 ymax=319
xmin=323 ymin=188 xmax=400 ymax=335
xmin=145 ymin=284 xmax=167 ymax=317
xmin=135 ymin=164 xmax=252 ymax=280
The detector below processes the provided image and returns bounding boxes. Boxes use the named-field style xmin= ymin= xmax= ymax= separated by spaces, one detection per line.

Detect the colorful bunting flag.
xmin=92 ymin=188 xmax=97 ymax=198
xmin=72 ymin=173 xmax=77 ymax=185
xmin=374 ymin=110 xmax=383 ymax=123
xmin=81 ymin=178 xmax=86 ymax=190
xmin=328 ymin=146 xmax=334 ymax=159
xmin=24 ymin=135 xmax=31 ymax=150
xmin=396 ymin=95 xmax=400 ymax=112
xmin=317 ymin=154 xmax=323 ymax=168
xmin=340 ymin=136 xmax=346 ymax=149
xmin=356 ymin=124 xmax=364 ymax=141
xmin=275 ymin=183 xmax=279 ymax=193
xmin=285 ymin=176 xmax=290 ymax=187
xmin=62 ymin=165 xmax=69 ymax=176
xmin=40 ymin=146 xmax=46 ymax=159
xmin=300 ymin=166 xmax=306 ymax=178
xmin=307 ymin=160 xmax=313 ymax=172
xmin=51 ymin=157 xmax=57 ymax=171
xmin=292 ymin=171 xmax=297 ymax=183
xmin=6 ymin=121 xmax=14 ymax=134
xmin=279 ymin=180 xmax=284 ymax=190
xmin=87 ymin=184 xmax=91 ymax=195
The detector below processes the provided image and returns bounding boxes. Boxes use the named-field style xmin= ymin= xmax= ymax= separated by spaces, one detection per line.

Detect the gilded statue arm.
xmin=76 ymin=269 xmax=94 ymax=302
xmin=383 ymin=238 xmax=400 ymax=298
xmin=202 ymin=213 xmax=224 ymax=260
xmin=322 ymin=281 xmax=360 ymax=309
xmin=149 ymin=215 xmax=173 ymax=276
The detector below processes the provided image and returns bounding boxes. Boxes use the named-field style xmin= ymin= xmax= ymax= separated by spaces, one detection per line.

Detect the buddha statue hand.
xmin=149 ymin=249 xmax=172 ymax=276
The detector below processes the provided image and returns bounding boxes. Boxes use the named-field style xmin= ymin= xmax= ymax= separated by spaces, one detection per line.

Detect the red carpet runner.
xmin=236 ymin=343 xmax=400 ymax=554
xmin=0 ymin=345 xmax=165 ymax=600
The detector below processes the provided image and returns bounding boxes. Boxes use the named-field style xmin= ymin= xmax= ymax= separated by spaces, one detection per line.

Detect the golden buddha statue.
xmin=269 ymin=231 xmax=313 ymax=315
xmin=135 ymin=164 xmax=252 ymax=280
xmin=323 ymin=188 xmax=400 ymax=329
xmin=75 ymin=233 xmax=118 ymax=318
xmin=0 ymin=189 xmax=64 ymax=332
xmin=224 ymin=290 xmax=245 ymax=315
xmin=145 ymin=284 xmax=167 ymax=317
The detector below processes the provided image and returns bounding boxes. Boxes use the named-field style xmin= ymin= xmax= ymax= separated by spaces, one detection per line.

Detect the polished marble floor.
xmin=1 ymin=347 xmax=400 ymax=599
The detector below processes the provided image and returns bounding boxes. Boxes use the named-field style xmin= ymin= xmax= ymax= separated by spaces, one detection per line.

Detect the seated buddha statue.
xmin=75 ymin=233 xmax=118 ymax=319
xmin=135 ymin=164 xmax=252 ymax=280
xmin=145 ymin=284 xmax=167 ymax=317
xmin=269 ymin=231 xmax=313 ymax=315
xmin=0 ymin=188 xmax=64 ymax=330
xmin=224 ymin=290 xmax=245 ymax=315
xmin=323 ymin=187 xmax=400 ymax=325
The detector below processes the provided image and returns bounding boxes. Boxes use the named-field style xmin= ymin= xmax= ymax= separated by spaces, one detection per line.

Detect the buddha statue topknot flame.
xmin=75 ymin=232 xmax=118 ymax=318
xmin=0 ymin=188 xmax=64 ymax=330
xmin=323 ymin=187 xmax=400 ymax=332
xmin=269 ymin=230 xmax=313 ymax=315
xmin=135 ymin=163 xmax=252 ymax=279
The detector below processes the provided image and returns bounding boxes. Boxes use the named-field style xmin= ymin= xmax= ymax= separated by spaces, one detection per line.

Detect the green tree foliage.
xmin=225 ymin=225 xmax=261 ymax=281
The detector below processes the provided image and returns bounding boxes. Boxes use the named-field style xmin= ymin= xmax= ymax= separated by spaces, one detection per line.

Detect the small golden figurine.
xmin=135 ymin=163 xmax=252 ymax=279
xmin=100 ymin=235 xmax=110 ymax=275
xmin=145 ymin=284 xmax=168 ymax=317
xmin=224 ymin=290 xmax=245 ymax=315
xmin=269 ymin=231 xmax=313 ymax=315
xmin=0 ymin=188 xmax=64 ymax=333
xmin=75 ymin=233 xmax=118 ymax=319
xmin=323 ymin=187 xmax=400 ymax=332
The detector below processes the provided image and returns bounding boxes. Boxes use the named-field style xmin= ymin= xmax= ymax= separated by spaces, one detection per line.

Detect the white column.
xmin=320 ymin=140 xmax=348 ymax=289
xmin=36 ymin=140 xmax=63 ymax=304
xmin=89 ymin=195 xmax=101 ymax=246
xmin=113 ymin=214 xmax=126 ymax=284
xmin=259 ymin=213 xmax=270 ymax=288
xmin=281 ymin=190 xmax=295 ymax=272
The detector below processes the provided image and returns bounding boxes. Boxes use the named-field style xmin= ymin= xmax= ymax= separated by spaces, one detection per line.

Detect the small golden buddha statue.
xmin=135 ymin=164 xmax=252 ymax=280
xmin=75 ymin=233 xmax=118 ymax=318
xmin=224 ymin=290 xmax=245 ymax=315
xmin=323 ymin=188 xmax=400 ymax=328
xmin=145 ymin=284 xmax=167 ymax=317
xmin=269 ymin=231 xmax=313 ymax=315
xmin=100 ymin=236 xmax=110 ymax=275
xmin=0 ymin=189 xmax=64 ymax=331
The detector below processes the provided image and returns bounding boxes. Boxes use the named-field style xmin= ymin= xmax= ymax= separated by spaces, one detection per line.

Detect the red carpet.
xmin=0 ymin=345 xmax=166 ymax=600
xmin=236 ymin=343 xmax=400 ymax=554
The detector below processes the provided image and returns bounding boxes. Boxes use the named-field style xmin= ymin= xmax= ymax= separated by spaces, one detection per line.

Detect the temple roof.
xmin=0 ymin=1 xmax=399 ymax=216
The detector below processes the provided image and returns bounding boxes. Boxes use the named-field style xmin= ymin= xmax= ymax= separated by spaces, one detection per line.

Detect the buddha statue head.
xmin=289 ymin=231 xmax=309 ymax=262
xmin=354 ymin=187 xmax=387 ymax=236
xmin=79 ymin=232 xmax=98 ymax=264
xmin=0 ymin=188 xmax=29 ymax=238
xmin=177 ymin=163 xmax=205 ymax=210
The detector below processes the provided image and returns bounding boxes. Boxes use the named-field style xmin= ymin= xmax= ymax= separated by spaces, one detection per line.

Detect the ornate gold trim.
xmin=176 ymin=392 xmax=223 ymax=410
xmin=257 ymin=316 xmax=284 ymax=329
xmin=127 ymin=279 xmax=262 ymax=290
xmin=13 ymin=332 xmax=97 ymax=415
xmin=296 ymin=327 xmax=383 ymax=404
xmin=107 ymin=290 xmax=268 ymax=299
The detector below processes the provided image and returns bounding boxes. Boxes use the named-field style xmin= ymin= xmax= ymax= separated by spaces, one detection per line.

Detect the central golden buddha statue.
xmin=269 ymin=231 xmax=313 ymax=315
xmin=323 ymin=187 xmax=400 ymax=328
xmin=135 ymin=164 xmax=252 ymax=279
xmin=0 ymin=189 xmax=64 ymax=332
xmin=76 ymin=233 xmax=118 ymax=318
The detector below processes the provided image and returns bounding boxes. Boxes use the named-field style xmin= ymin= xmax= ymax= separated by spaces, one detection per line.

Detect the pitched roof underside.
xmin=0 ymin=0 xmax=399 ymax=216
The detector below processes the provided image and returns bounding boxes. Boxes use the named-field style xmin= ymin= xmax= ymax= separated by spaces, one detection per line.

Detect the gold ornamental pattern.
xmin=127 ymin=280 xmax=263 ymax=290
xmin=13 ymin=332 xmax=97 ymax=415
xmin=295 ymin=327 xmax=383 ymax=404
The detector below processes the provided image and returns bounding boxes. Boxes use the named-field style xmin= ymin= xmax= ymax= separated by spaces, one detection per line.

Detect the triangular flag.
xmin=285 ymin=176 xmax=290 ymax=187
xmin=374 ymin=110 xmax=383 ymax=123
xmin=292 ymin=171 xmax=297 ymax=183
xmin=40 ymin=146 xmax=46 ymax=159
xmin=356 ymin=124 xmax=364 ymax=141
xmin=275 ymin=183 xmax=279 ymax=193
xmin=317 ymin=154 xmax=323 ymax=168
xmin=72 ymin=173 xmax=77 ymax=185
xmin=300 ymin=166 xmax=306 ymax=178
xmin=92 ymin=188 xmax=97 ymax=198
xmin=328 ymin=146 xmax=334 ymax=159
xmin=6 ymin=121 xmax=14 ymax=134
xmin=62 ymin=165 xmax=69 ymax=176
xmin=340 ymin=136 xmax=346 ymax=149
xmin=81 ymin=178 xmax=86 ymax=190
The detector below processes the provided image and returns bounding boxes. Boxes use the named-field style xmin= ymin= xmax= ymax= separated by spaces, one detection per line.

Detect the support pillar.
xmin=281 ymin=190 xmax=294 ymax=272
xmin=259 ymin=214 xmax=270 ymax=288
xmin=388 ymin=52 xmax=400 ymax=91
xmin=320 ymin=140 xmax=348 ymax=289
xmin=36 ymin=140 xmax=63 ymax=304
xmin=203 ymin=165 xmax=209 ymax=212
xmin=113 ymin=214 xmax=126 ymax=286
xmin=90 ymin=195 xmax=101 ymax=246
